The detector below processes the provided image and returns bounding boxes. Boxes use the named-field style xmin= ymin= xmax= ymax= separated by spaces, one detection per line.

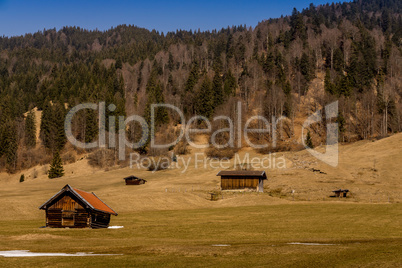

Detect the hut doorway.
xmin=62 ymin=210 xmax=75 ymax=226
xmin=61 ymin=198 xmax=76 ymax=227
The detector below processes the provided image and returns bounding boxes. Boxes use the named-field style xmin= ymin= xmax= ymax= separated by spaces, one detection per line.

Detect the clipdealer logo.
xmin=64 ymin=101 xmax=338 ymax=167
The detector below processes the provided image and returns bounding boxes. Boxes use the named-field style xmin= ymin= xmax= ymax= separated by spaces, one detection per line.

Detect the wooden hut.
xmin=217 ymin=170 xmax=267 ymax=192
xmin=39 ymin=184 xmax=117 ymax=229
xmin=124 ymin=175 xmax=147 ymax=185
xmin=331 ymin=189 xmax=349 ymax=198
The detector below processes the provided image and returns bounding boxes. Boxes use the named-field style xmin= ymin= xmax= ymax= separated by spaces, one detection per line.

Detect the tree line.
xmin=0 ymin=0 xmax=400 ymax=173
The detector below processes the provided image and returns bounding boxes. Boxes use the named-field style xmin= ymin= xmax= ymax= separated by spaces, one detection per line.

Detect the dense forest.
xmin=0 ymin=0 xmax=401 ymax=173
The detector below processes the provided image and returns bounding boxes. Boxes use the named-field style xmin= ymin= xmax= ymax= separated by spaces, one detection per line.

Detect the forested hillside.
xmin=0 ymin=0 xmax=400 ymax=173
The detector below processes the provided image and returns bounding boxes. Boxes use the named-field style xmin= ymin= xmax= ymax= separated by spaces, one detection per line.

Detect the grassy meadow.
xmin=0 ymin=203 xmax=401 ymax=267
xmin=0 ymin=134 xmax=401 ymax=267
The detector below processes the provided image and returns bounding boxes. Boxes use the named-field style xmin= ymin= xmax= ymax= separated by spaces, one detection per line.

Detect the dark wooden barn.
xmin=124 ymin=175 xmax=147 ymax=185
xmin=39 ymin=184 xmax=117 ymax=229
xmin=331 ymin=189 xmax=349 ymax=198
xmin=217 ymin=170 xmax=267 ymax=192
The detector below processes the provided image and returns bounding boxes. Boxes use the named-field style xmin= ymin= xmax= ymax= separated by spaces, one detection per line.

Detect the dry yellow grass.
xmin=1 ymin=133 xmax=400 ymax=220
xmin=0 ymin=133 xmax=401 ymax=267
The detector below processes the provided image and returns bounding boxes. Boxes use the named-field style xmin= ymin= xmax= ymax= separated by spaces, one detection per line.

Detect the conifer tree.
xmin=300 ymin=52 xmax=313 ymax=82
xmin=339 ymin=73 xmax=352 ymax=97
xmin=48 ymin=151 xmax=64 ymax=179
xmin=263 ymin=52 xmax=275 ymax=73
xmin=305 ymin=130 xmax=314 ymax=148
xmin=196 ymin=76 xmax=214 ymax=118
xmin=167 ymin=52 xmax=174 ymax=71
xmin=185 ymin=60 xmax=199 ymax=92
xmin=40 ymin=100 xmax=67 ymax=152
xmin=115 ymin=58 xmax=123 ymax=69
xmin=0 ymin=105 xmax=11 ymax=157
xmin=290 ymin=8 xmax=307 ymax=41
xmin=212 ymin=68 xmax=223 ymax=107
xmin=226 ymin=33 xmax=234 ymax=59
xmin=324 ymin=69 xmax=335 ymax=95
xmin=154 ymin=83 xmax=169 ymax=125
xmin=53 ymin=102 xmax=67 ymax=151
xmin=146 ymin=65 xmax=158 ymax=93
xmin=144 ymin=63 xmax=168 ymax=124
xmin=223 ymin=69 xmax=237 ymax=97
xmin=336 ymin=112 xmax=346 ymax=141
xmin=40 ymin=100 xmax=55 ymax=150
xmin=143 ymin=80 xmax=168 ymax=152
xmin=333 ymin=48 xmax=344 ymax=72
xmin=282 ymin=81 xmax=292 ymax=117
xmin=4 ymin=120 xmax=18 ymax=172
xmin=84 ymin=109 xmax=98 ymax=143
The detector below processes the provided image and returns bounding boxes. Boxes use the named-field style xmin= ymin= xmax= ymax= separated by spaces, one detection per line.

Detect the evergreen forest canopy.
xmin=0 ymin=0 xmax=401 ymax=173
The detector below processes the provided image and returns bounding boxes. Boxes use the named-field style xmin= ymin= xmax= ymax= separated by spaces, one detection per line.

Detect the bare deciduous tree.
xmin=321 ymin=25 xmax=341 ymax=70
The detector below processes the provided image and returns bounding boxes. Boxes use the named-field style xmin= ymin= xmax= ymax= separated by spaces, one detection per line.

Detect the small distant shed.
xmin=124 ymin=175 xmax=147 ymax=185
xmin=332 ymin=189 xmax=349 ymax=198
xmin=39 ymin=184 xmax=117 ymax=229
xmin=217 ymin=170 xmax=267 ymax=192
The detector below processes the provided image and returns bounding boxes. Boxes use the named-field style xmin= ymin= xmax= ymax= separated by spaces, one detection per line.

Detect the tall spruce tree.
xmin=48 ymin=151 xmax=64 ymax=179
xmin=84 ymin=109 xmax=98 ymax=143
xmin=53 ymin=102 xmax=67 ymax=151
xmin=167 ymin=52 xmax=174 ymax=71
xmin=305 ymin=130 xmax=314 ymax=148
xmin=4 ymin=120 xmax=18 ymax=172
xmin=290 ymin=8 xmax=307 ymax=41
xmin=300 ymin=52 xmax=313 ymax=82
xmin=324 ymin=69 xmax=335 ymax=95
xmin=196 ymin=76 xmax=214 ymax=118
xmin=212 ymin=68 xmax=224 ymax=108
xmin=283 ymin=81 xmax=293 ymax=117
xmin=223 ymin=69 xmax=237 ymax=97
xmin=336 ymin=112 xmax=346 ymax=141
xmin=40 ymin=100 xmax=67 ymax=152
xmin=144 ymin=72 xmax=169 ymax=127
xmin=185 ymin=60 xmax=199 ymax=92
xmin=40 ymin=100 xmax=54 ymax=150
xmin=263 ymin=52 xmax=275 ymax=74
xmin=154 ymin=83 xmax=169 ymax=125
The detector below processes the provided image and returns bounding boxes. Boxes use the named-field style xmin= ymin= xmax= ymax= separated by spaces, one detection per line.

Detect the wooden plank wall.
xmin=90 ymin=212 xmax=111 ymax=229
xmin=126 ymin=180 xmax=143 ymax=185
xmin=46 ymin=194 xmax=89 ymax=228
xmin=221 ymin=176 xmax=260 ymax=190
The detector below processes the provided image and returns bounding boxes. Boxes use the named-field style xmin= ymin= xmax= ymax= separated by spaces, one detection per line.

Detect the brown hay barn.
xmin=331 ymin=189 xmax=349 ymax=198
xmin=39 ymin=184 xmax=117 ymax=229
xmin=124 ymin=175 xmax=147 ymax=185
xmin=217 ymin=170 xmax=267 ymax=192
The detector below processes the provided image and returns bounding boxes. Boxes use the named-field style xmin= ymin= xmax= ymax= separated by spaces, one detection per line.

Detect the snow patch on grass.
xmin=0 ymin=250 xmax=122 ymax=257
xmin=108 ymin=226 xmax=124 ymax=229
xmin=287 ymin=242 xmax=338 ymax=246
